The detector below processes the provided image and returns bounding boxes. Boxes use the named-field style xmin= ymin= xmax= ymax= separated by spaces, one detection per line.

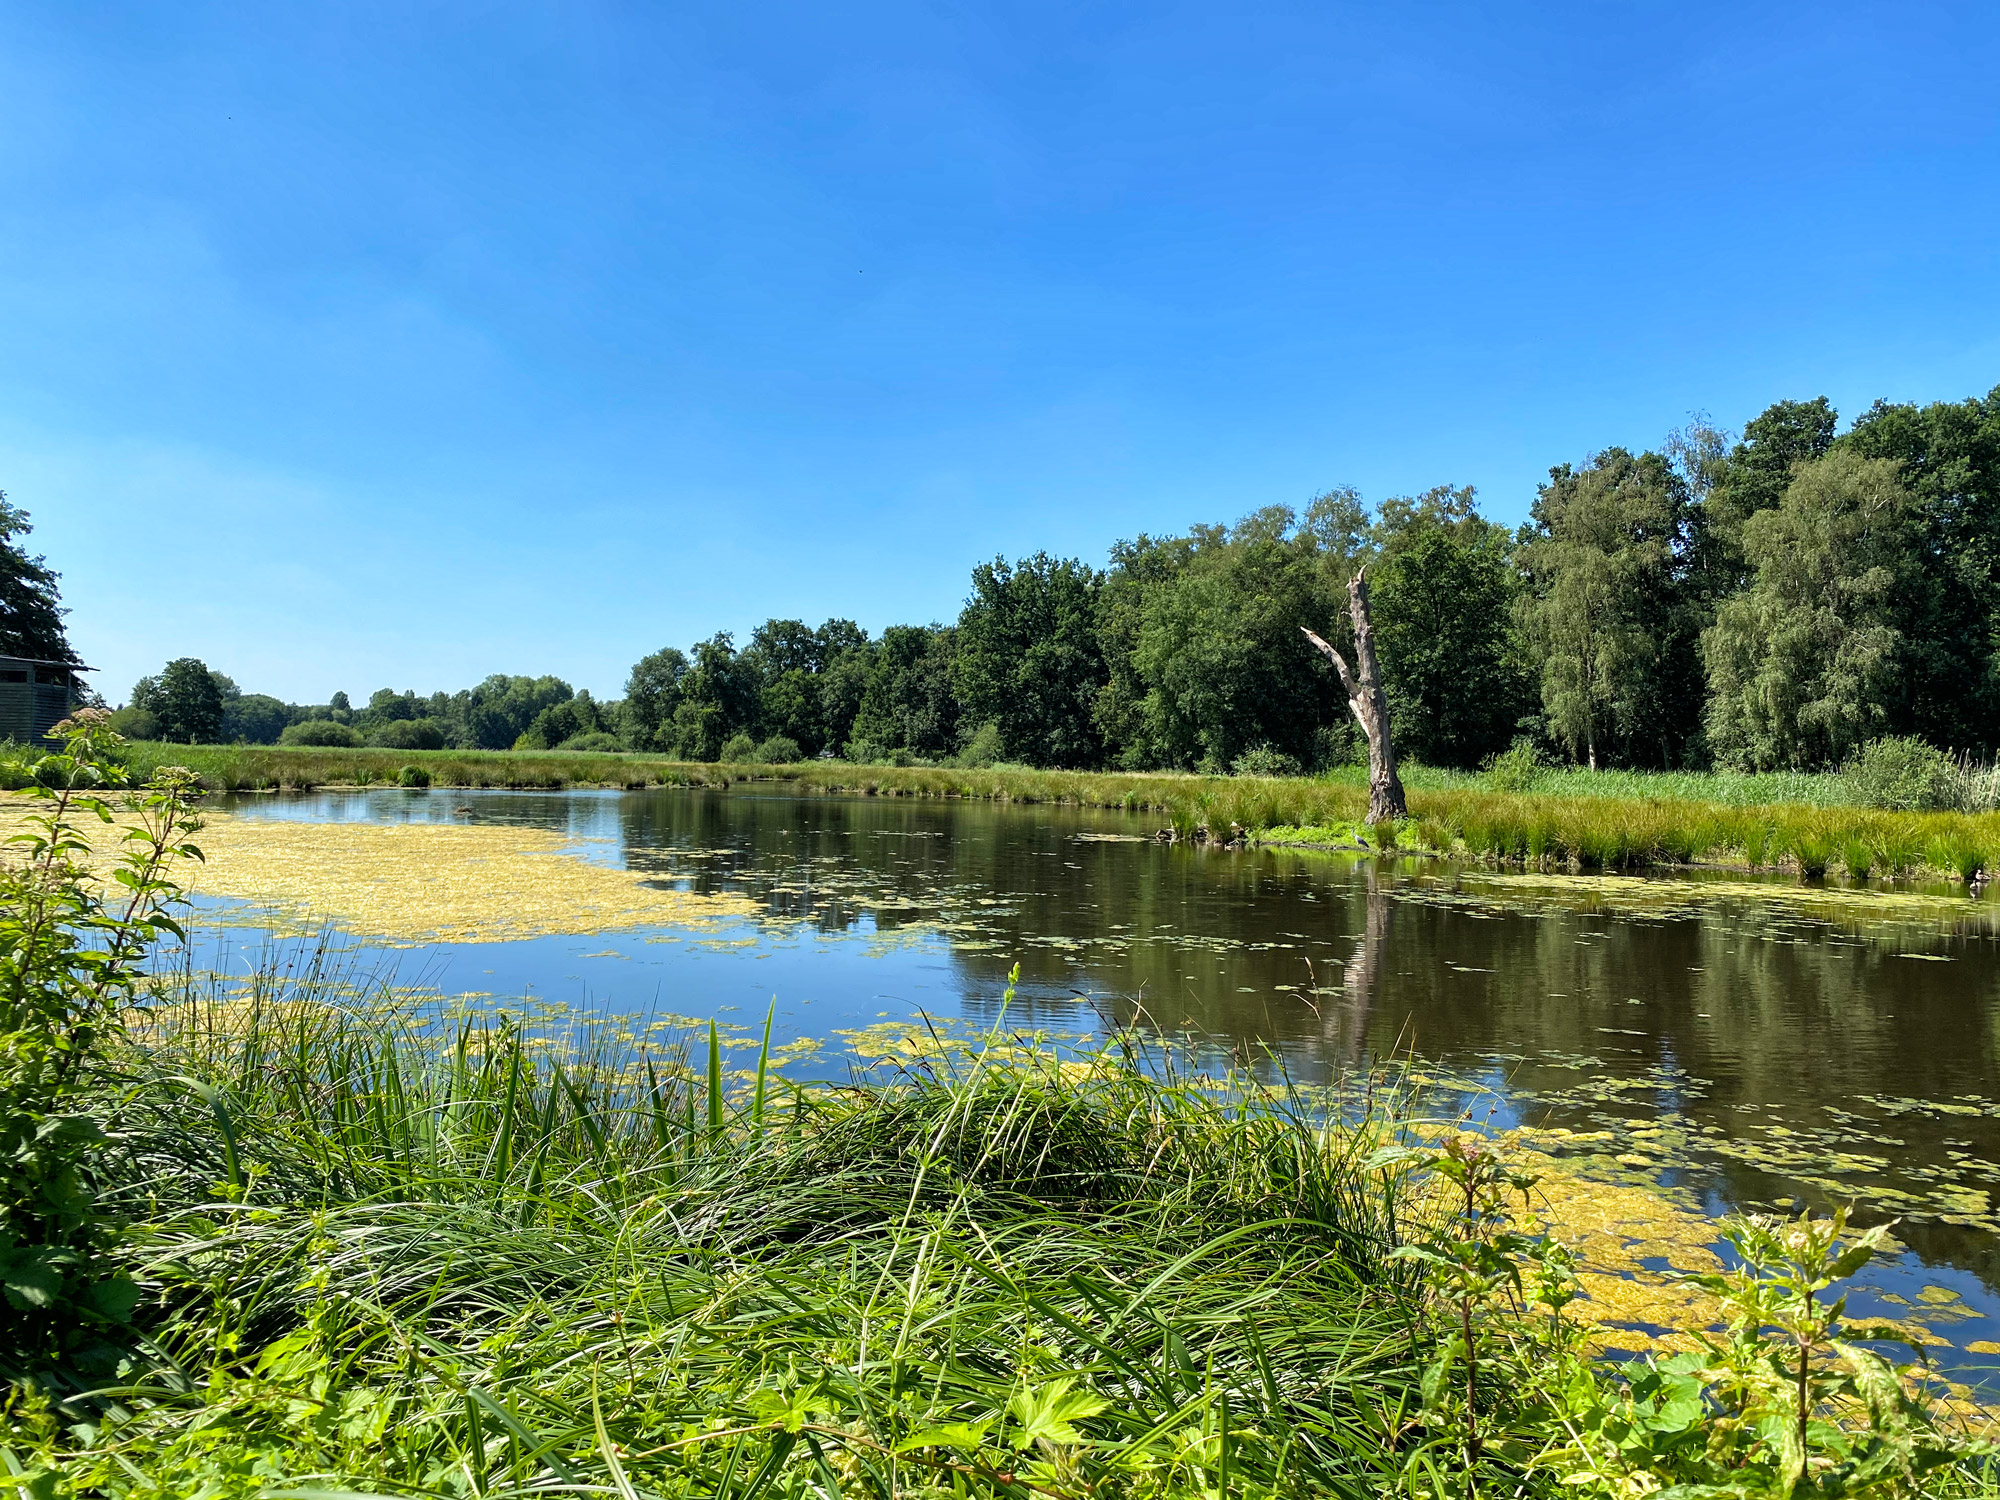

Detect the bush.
xmin=719 ymin=732 xmax=757 ymax=763
xmin=396 ymin=764 xmax=431 ymax=788
xmin=1843 ymin=736 xmax=1957 ymax=811
xmin=1484 ymin=740 xmax=1545 ymax=794
xmin=279 ymin=720 xmax=361 ymax=748
xmin=0 ymin=712 xmax=201 ymax=1368
xmin=369 ymin=717 xmax=448 ymax=751
xmin=557 ymin=731 xmax=625 ymax=753
xmin=957 ymin=721 xmax=1004 ymax=769
xmin=752 ymin=735 xmax=801 ymax=764
xmin=107 ymin=706 xmax=162 ymax=742
xmin=1231 ymin=745 xmax=1302 ymax=777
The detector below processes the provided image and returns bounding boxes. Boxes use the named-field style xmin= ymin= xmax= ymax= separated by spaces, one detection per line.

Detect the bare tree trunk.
xmin=1301 ymin=568 xmax=1408 ymax=824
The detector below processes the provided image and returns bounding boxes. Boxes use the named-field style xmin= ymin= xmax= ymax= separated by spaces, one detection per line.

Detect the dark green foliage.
xmin=741 ymin=618 xmax=870 ymax=757
xmin=518 ymin=689 xmax=611 ymax=750
xmin=849 ymin=623 xmax=958 ymax=759
xmin=466 ymin=673 xmax=574 ymax=749
xmin=1841 ymin=385 xmax=2000 ymax=753
xmin=1126 ymin=508 xmax=1344 ymax=772
xmin=220 ymin=691 xmax=289 ymax=744
xmin=130 ymin=658 xmax=225 ymax=744
xmin=0 ymin=497 xmax=77 ymax=667
xmin=1371 ymin=488 xmax=1529 ymax=768
xmin=369 ymin=715 xmax=449 ymax=751
xmin=719 ymin=730 xmax=758 ymax=762
xmin=662 ymin=635 xmax=757 ymax=761
xmin=279 ymin=719 xmax=362 ymax=747
xmin=1702 ymin=397 xmax=1839 ymax=589
xmin=622 ymin=644 xmax=690 ymax=751
xmin=1517 ymin=448 xmax=1709 ymax=769
xmin=956 ymin=553 xmax=1108 ymax=767
xmin=1702 ymin=452 xmax=1915 ymax=771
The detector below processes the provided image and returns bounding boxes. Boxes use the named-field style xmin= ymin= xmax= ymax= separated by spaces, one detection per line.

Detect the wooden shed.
xmin=0 ymin=656 xmax=84 ymax=742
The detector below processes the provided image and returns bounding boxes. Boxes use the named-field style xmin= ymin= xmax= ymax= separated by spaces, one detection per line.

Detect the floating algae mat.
xmin=0 ymin=796 xmax=756 ymax=944
xmin=189 ymin=815 xmax=759 ymax=943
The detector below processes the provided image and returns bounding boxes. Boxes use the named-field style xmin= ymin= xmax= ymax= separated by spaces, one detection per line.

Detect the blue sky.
xmin=4 ymin=3 xmax=1997 ymax=705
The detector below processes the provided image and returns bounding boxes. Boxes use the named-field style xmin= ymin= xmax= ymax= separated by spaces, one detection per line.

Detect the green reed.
xmin=33 ymin=971 xmax=1479 ymax=1497
xmin=109 ymin=742 xmax=2000 ymax=885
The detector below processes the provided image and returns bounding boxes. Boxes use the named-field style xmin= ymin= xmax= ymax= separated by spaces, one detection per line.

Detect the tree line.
xmin=24 ymin=383 xmax=2000 ymax=774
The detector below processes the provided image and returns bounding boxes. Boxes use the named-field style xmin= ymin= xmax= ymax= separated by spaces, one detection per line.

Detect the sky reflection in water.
xmin=189 ymin=784 xmax=2000 ymax=1380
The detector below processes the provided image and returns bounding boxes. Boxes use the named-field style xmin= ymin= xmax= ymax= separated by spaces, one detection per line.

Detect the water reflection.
xmin=207 ymin=786 xmax=2000 ymax=1313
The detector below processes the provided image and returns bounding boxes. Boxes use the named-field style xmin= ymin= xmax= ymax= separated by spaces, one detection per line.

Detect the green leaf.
xmin=79 ymin=1273 xmax=140 ymax=1323
xmin=894 ymin=1421 xmax=992 ymax=1453
xmin=1008 ymin=1378 xmax=1109 ymax=1449
xmin=1 ymin=1260 xmax=62 ymax=1309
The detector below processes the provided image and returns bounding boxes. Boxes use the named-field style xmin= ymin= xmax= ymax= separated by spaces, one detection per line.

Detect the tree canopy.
xmin=0 ymin=497 xmax=78 ymax=666
xmin=88 ymin=378 xmax=2000 ymax=774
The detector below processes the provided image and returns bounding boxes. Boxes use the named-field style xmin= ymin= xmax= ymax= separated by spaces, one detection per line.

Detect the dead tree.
xmin=1301 ymin=567 xmax=1408 ymax=825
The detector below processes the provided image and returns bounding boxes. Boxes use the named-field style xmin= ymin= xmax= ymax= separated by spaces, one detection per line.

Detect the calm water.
xmin=198 ymin=785 xmax=2000 ymax=1369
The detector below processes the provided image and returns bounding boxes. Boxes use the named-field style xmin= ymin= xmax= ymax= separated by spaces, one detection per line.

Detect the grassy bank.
xmin=13 ymin=982 xmax=1989 ymax=1497
xmin=40 ymin=990 xmax=1428 ymax=1495
xmin=98 ymin=742 xmax=2000 ymax=885
xmin=111 ymin=740 xmax=1865 ymax=806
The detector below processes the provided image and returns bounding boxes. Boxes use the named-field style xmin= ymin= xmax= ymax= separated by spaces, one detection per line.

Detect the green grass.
xmin=103 ymin=742 xmax=2000 ymax=885
xmin=29 ymin=976 xmax=1467 ymax=1497
xmin=119 ymin=739 xmax=1858 ymax=806
xmin=1261 ymin=791 xmax=2000 ymax=885
xmin=10 ymin=955 xmax=1995 ymax=1496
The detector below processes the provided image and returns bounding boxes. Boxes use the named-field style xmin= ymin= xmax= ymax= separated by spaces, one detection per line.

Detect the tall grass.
xmin=11 ymin=954 xmax=1990 ymax=1494
xmin=45 ymin=975 xmax=1479 ymax=1496
xmin=107 ymin=742 xmax=2000 ymax=883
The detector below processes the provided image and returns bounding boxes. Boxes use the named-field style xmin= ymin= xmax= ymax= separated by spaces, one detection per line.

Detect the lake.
xmin=192 ymin=783 xmax=2000 ymax=1375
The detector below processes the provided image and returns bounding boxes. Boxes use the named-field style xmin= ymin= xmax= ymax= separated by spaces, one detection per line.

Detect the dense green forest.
xmin=87 ymin=384 xmax=2000 ymax=772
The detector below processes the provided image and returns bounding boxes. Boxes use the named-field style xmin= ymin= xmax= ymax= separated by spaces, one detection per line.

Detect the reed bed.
xmin=108 ymin=741 xmax=2000 ymax=884
xmin=14 ymin=961 xmax=1992 ymax=1495
xmin=46 ymin=978 xmax=1478 ymax=1497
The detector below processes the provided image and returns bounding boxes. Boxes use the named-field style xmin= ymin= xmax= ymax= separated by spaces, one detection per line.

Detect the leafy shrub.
xmin=753 ymin=735 xmax=801 ymax=764
xmin=1843 ymin=736 xmax=1957 ymax=811
xmin=557 ymin=731 xmax=625 ymax=753
xmin=957 ymin=721 xmax=1004 ymax=768
xmin=370 ymin=717 xmax=447 ymax=751
xmin=1483 ymin=740 xmax=1544 ymax=793
xmin=1231 ymin=745 xmax=1302 ymax=777
xmin=1309 ymin=720 xmax=1361 ymax=771
xmin=106 ymin=706 xmax=161 ymax=742
xmin=719 ymin=732 xmax=757 ymax=763
xmin=279 ymin=720 xmax=361 ymax=748
xmin=396 ymin=764 xmax=431 ymax=788
xmin=0 ymin=712 xmax=200 ymax=1371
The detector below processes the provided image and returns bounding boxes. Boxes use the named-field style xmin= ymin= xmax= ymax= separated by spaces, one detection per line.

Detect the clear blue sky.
xmin=5 ymin=3 xmax=1997 ymax=705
